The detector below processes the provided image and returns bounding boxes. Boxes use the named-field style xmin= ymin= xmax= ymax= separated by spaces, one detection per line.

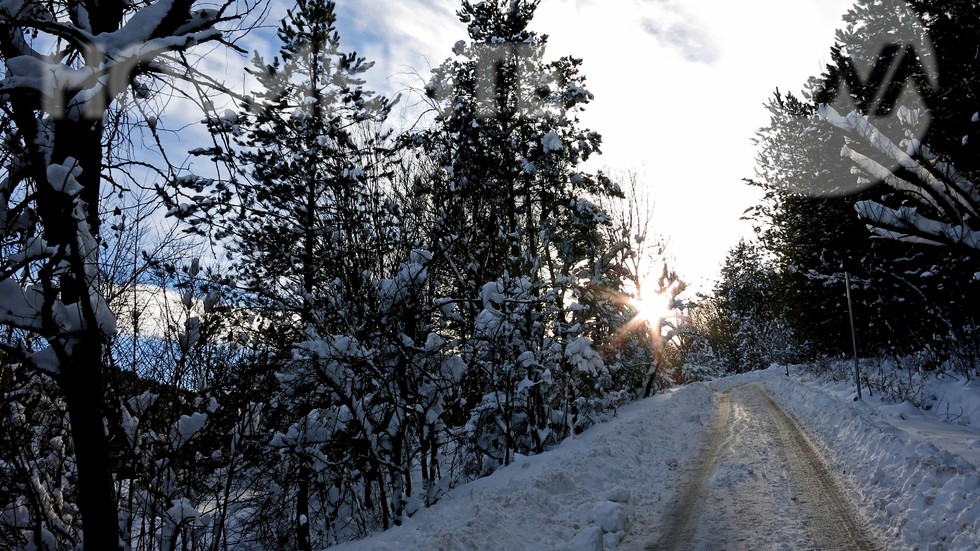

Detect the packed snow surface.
xmin=331 ymin=367 xmax=980 ymax=550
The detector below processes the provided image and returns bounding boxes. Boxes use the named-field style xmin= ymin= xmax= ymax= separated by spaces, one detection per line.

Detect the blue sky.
xmin=228 ymin=0 xmax=860 ymax=289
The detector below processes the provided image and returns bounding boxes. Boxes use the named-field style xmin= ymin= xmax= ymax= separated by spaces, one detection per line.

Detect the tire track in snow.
xmin=644 ymin=389 xmax=733 ymax=551
xmin=758 ymin=385 xmax=879 ymax=551
xmin=642 ymin=383 xmax=879 ymax=551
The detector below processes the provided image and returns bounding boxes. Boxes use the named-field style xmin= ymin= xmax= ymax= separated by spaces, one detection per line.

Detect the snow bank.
xmin=330 ymin=383 xmax=718 ymax=550
xmin=925 ymin=377 xmax=980 ymax=429
xmin=763 ymin=367 xmax=980 ymax=551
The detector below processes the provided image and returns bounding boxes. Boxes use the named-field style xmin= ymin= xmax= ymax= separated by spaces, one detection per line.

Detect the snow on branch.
xmin=0 ymin=0 xmax=241 ymax=119
xmin=855 ymin=200 xmax=980 ymax=248
xmin=819 ymin=104 xmax=980 ymax=251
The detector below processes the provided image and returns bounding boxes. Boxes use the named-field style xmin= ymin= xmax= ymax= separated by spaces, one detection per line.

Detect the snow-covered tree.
xmin=222 ymin=0 xmax=396 ymax=335
xmin=0 ymin=1 xmax=259 ymax=547
xmin=416 ymin=0 xmax=612 ymax=291
xmin=746 ymin=0 xmax=979 ymax=367
xmin=189 ymin=1 xmax=411 ymax=546
xmin=410 ymin=0 xmax=623 ymax=471
xmin=713 ymin=240 xmax=798 ymax=372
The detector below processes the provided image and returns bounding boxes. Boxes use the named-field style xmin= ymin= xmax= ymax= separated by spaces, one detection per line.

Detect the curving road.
xmin=635 ymin=383 xmax=879 ymax=551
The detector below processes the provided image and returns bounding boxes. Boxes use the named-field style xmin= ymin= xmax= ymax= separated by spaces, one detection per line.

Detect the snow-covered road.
xmin=331 ymin=368 xmax=980 ymax=551
xmin=636 ymin=383 xmax=878 ymax=551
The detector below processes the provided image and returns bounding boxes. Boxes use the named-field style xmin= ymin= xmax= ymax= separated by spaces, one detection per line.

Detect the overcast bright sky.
xmin=251 ymin=0 xmax=859 ymax=289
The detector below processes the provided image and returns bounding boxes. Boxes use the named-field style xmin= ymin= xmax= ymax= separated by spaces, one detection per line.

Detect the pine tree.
xmin=747 ymin=0 xmax=979 ymax=369
xmin=227 ymin=0 xmax=396 ymax=338
xmin=411 ymin=0 xmax=622 ymax=471
xmin=748 ymin=90 xmax=880 ymax=355
xmin=198 ymin=1 xmax=401 ymax=546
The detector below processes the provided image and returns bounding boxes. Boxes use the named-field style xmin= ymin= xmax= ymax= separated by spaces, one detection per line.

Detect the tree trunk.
xmin=296 ymin=463 xmax=312 ymax=551
xmin=28 ymin=113 xmax=122 ymax=549
xmin=643 ymin=360 xmax=658 ymax=398
xmin=61 ymin=339 xmax=121 ymax=550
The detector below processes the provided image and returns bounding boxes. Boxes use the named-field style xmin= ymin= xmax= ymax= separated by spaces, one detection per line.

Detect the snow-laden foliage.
xmin=0 ymin=1 xmax=681 ymax=549
xmin=405 ymin=0 xmax=631 ymax=475
xmin=743 ymin=0 xmax=978 ymax=370
xmin=819 ymin=104 xmax=980 ymax=252
xmin=179 ymin=1 xmax=647 ymax=546
xmin=0 ymin=0 xmax=262 ymax=548
xmin=695 ymin=240 xmax=801 ymax=374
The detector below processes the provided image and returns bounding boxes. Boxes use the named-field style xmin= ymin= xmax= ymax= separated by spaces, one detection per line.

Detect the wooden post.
xmin=844 ymin=272 xmax=862 ymax=400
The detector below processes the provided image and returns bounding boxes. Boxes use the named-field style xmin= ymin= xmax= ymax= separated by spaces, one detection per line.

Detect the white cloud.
xmin=638 ymin=0 xmax=719 ymax=64
xmin=332 ymin=0 xmax=463 ymax=124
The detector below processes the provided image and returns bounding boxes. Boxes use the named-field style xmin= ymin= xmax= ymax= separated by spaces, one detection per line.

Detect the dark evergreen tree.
xmin=410 ymin=0 xmax=623 ymax=472
xmin=193 ymin=1 xmax=409 ymax=546
xmin=243 ymin=1 xmax=402 ymax=546
xmin=748 ymin=89 xmax=883 ymax=355
xmin=747 ymin=0 xmax=979 ymax=370
xmin=227 ymin=0 xmax=397 ymax=341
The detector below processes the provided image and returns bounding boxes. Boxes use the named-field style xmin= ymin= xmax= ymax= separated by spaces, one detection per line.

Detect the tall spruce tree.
xmin=227 ymin=0 xmax=396 ymax=339
xmin=200 ymin=1 xmax=398 ymax=547
xmin=748 ymin=0 xmax=979 ymax=366
xmin=749 ymin=90 xmax=882 ymax=355
xmin=411 ymin=0 xmax=623 ymax=471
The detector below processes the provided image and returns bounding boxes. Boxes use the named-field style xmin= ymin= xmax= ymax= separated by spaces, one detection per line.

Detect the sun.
xmin=629 ymin=287 xmax=675 ymax=327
